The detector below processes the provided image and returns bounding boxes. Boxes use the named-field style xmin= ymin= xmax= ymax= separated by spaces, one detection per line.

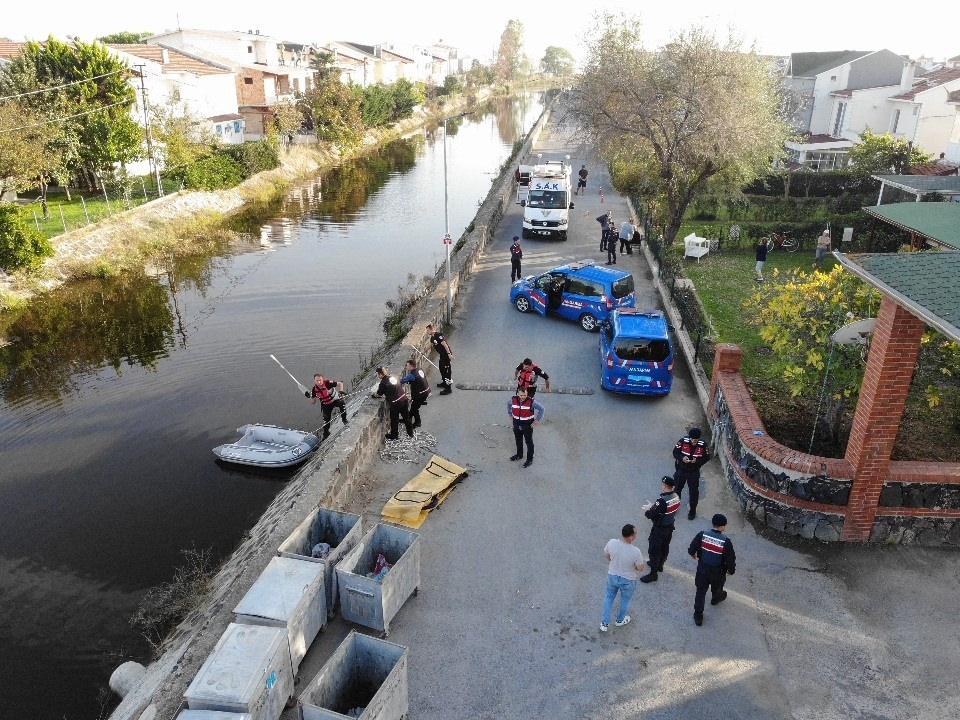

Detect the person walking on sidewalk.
xmin=508 ymin=386 xmax=544 ymax=468
xmin=308 ymin=374 xmax=348 ymax=440
xmin=755 ymin=237 xmax=768 ymax=282
xmin=619 ymin=219 xmax=635 ymax=255
xmin=372 ymin=366 xmax=414 ymax=440
xmin=639 ymin=476 xmax=681 ymax=583
xmin=688 ymin=514 xmax=736 ymax=627
xmin=515 ymin=357 xmax=551 ymax=397
xmin=600 ymin=523 xmax=647 ymax=632
xmin=401 ymin=359 xmax=431 ymax=428
xmin=427 ymin=323 xmax=454 ymax=394
xmin=510 ymin=236 xmax=524 ymax=282
xmin=672 ymin=427 xmax=711 ymax=520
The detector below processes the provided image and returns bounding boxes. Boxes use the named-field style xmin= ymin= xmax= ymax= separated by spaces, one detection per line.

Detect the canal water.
xmin=0 ymin=94 xmax=544 ymax=720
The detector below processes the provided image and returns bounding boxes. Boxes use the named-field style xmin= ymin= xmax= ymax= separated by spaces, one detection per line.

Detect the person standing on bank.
xmin=688 ymin=513 xmax=736 ymax=626
xmin=515 ymin=357 xmax=551 ymax=397
xmin=577 ymin=164 xmax=588 ymax=195
xmin=606 ymin=216 xmax=618 ymax=265
xmin=308 ymin=374 xmax=348 ymax=440
xmin=600 ymin=523 xmax=647 ymax=632
xmin=673 ymin=427 xmax=711 ymax=520
xmin=755 ymin=237 xmax=768 ymax=282
xmin=508 ymin=386 xmax=544 ymax=468
xmin=639 ymin=476 xmax=681 ymax=583
xmin=619 ymin=218 xmax=635 ymax=255
xmin=597 ymin=211 xmax=612 ymax=251
xmin=401 ymin=359 xmax=431 ymax=429
xmin=372 ymin=366 xmax=414 ymax=440
xmin=510 ymin=236 xmax=523 ymax=282
xmin=427 ymin=323 xmax=454 ymax=395
xmin=815 ymin=229 xmax=831 ymax=269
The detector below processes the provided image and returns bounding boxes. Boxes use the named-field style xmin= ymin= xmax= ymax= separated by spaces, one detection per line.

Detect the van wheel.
xmin=521 ymin=228 xmax=531 ymax=240
xmin=515 ymin=296 xmax=531 ymax=313
xmin=559 ymin=230 xmax=567 ymax=241
xmin=580 ymin=313 xmax=598 ymax=332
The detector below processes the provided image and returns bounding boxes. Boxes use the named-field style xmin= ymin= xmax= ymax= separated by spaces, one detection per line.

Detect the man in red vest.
xmin=673 ymin=427 xmax=711 ymax=520
xmin=309 ymin=373 xmax=348 ymax=440
xmin=515 ymin=358 xmax=551 ymax=397
xmin=507 ymin=386 xmax=544 ymax=468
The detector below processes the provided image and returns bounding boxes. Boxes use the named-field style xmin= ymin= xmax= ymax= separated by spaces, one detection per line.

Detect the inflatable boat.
xmin=213 ymin=424 xmax=320 ymax=468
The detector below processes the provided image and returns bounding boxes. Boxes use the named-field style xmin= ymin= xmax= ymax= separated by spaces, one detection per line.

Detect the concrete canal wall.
xmin=108 ymin=98 xmax=553 ymax=720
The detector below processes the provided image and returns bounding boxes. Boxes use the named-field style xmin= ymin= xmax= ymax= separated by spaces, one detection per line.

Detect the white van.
xmin=521 ymin=160 xmax=574 ymax=241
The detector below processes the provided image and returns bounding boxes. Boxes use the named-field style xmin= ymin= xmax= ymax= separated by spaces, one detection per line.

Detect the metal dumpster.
xmin=233 ymin=556 xmax=326 ymax=674
xmin=299 ymin=631 xmax=408 ymax=720
xmin=277 ymin=507 xmax=362 ymax=617
xmin=184 ymin=623 xmax=293 ymax=720
xmin=335 ymin=523 xmax=420 ymax=637
xmin=177 ymin=712 xmax=253 ymax=720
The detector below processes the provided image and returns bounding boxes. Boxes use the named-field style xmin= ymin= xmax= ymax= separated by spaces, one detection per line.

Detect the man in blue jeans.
xmin=601 ymin=523 xmax=648 ymax=632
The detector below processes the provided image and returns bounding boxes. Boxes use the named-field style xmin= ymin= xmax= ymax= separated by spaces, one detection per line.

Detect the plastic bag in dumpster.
xmin=367 ymin=553 xmax=392 ymax=582
xmin=311 ymin=542 xmax=332 ymax=559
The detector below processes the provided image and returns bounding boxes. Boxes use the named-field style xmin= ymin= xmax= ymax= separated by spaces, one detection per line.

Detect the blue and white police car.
xmin=510 ymin=260 xmax=636 ymax=331
xmin=599 ymin=308 xmax=675 ymax=395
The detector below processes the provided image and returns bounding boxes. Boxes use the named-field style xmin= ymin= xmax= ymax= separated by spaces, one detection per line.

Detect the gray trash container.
xmin=233 ymin=556 xmax=326 ymax=674
xmin=299 ymin=631 xmax=408 ymax=720
xmin=335 ymin=523 xmax=420 ymax=637
xmin=177 ymin=712 xmax=253 ymax=720
xmin=278 ymin=507 xmax=362 ymax=617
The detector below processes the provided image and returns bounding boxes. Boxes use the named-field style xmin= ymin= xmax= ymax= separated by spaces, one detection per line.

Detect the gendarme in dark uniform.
xmin=640 ymin=476 xmax=681 ymax=583
xmin=673 ymin=427 xmax=711 ymax=520
xmin=373 ymin=366 xmax=414 ymax=440
xmin=401 ymin=360 xmax=431 ymax=428
xmin=687 ymin=513 xmax=736 ymax=626
xmin=427 ymin=323 xmax=453 ymax=395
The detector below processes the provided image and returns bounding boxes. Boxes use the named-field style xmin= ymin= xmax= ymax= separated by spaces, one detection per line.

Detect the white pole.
xmin=443 ymin=116 xmax=452 ymax=324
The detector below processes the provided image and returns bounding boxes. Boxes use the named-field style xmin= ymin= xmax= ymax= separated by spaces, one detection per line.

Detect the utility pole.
xmin=443 ymin=116 xmax=452 ymax=324
xmin=135 ymin=65 xmax=164 ymax=198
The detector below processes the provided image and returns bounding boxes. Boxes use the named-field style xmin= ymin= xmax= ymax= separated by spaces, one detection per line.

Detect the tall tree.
xmin=0 ymin=37 xmax=142 ymax=188
xmin=848 ymin=130 xmax=930 ymax=176
xmin=494 ymin=19 xmax=524 ymax=82
xmin=0 ymin=100 xmax=69 ymax=199
xmin=540 ymin=46 xmax=575 ymax=76
xmin=300 ymin=80 xmax=364 ymax=148
xmin=573 ymin=19 xmax=790 ymax=247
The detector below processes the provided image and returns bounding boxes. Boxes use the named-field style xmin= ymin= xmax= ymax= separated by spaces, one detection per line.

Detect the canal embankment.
xmin=108 ymin=98 xmax=553 ymax=720
xmin=0 ymin=86 xmax=515 ymax=314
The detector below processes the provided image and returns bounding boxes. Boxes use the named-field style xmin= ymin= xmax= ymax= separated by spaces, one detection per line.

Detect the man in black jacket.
xmin=688 ymin=514 xmax=736 ymax=626
xmin=372 ymin=366 xmax=414 ymax=440
xmin=673 ymin=427 xmax=711 ymax=520
xmin=639 ymin=476 xmax=681 ymax=583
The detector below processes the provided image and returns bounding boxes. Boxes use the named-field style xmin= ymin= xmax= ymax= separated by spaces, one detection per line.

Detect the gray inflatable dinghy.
xmin=213 ymin=424 xmax=320 ymax=467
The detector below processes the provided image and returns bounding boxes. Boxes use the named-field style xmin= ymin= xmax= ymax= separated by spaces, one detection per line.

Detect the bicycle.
xmin=764 ymin=231 xmax=798 ymax=252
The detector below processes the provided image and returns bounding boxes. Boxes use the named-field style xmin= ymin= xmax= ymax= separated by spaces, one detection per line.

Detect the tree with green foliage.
xmin=0 ymin=37 xmax=142 ymax=188
xmin=440 ymin=74 xmax=463 ymax=96
xmin=301 ymin=80 xmax=364 ymax=148
xmin=849 ymin=130 xmax=931 ymax=176
xmin=360 ymin=84 xmax=396 ymax=128
xmin=149 ymin=102 xmax=214 ymax=175
xmin=573 ymin=19 xmax=790 ymax=248
xmin=0 ymin=100 xmax=71 ymax=200
xmin=97 ymin=32 xmax=153 ymax=44
xmin=494 ymin=19 xmax=524 ymax=82
xmin=309 ymin=51 xmax=339 ymax=82
xmin=389 ymin=79 xmax=424 ymax=121
xmin=0 ymin=204 xmax=54 ymax=272
xmin=540 ymin=46 xmax=575 ymax=76
xmin=272 ymin=99 xmax=304 ymax=141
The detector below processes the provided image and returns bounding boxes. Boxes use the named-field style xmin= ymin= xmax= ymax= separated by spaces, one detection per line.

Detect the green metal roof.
xmin=871 ymin=175 xmax=960 ymax=194
xmin=835 ymin=251 xmax=960 ymax=341
xmin=862 ymin=202 xmax=960 ymax=249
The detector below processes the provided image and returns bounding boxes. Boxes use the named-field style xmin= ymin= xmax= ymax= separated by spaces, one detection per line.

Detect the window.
xmin=244 ymin=77 xmax=253 ymax=85
xmin=215 ymin=124 xmax=222 ymax=135
xmin=234 ymin=121 xmax=242 ymax=133
xmin=247 ymin=46 xmax=253 ymax=53
xmin=830 ymin=75 xmax=837 ymax=81
xmin=611 ymin=275 xmax=635 ymax=298
xmin=891 ymin=109 xmax=901 ymax=133
xmin=832 ymin=101 xmax=847 ymax=136
xmin=614 ymin=339 xmax=671 ymax=363
xmin=535 ymin=274 xmax=560 ymax=290
xmin=293 ymin=78 xmax=300 ymax=93
xmin=527 ymin=189 xmax=568 ymax=209
xmin=565 ymin=277 xmax=603 ymax=297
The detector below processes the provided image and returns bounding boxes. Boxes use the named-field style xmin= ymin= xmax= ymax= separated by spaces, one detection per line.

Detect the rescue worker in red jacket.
xmin=672 ymin=427 xmax=711 ymax=520
xmin=308 ymin=374 xmax=348 ymax=440
xmin=372 ymin=366 xmax=414 ymax=440
xmin=639 ymin=476 xmax=681 ymax=583
xmin=507 ymin=386 xmax=545 ymax=468
xmin=688 ymin=513 xmax=736 ymax=626
xmin=400 ymin=359 xmax=431 ymax=429
xmin=515 ymin=358 xmax=551 ymax=397
xmin=510 ymin=236 xmax=523 ymax=282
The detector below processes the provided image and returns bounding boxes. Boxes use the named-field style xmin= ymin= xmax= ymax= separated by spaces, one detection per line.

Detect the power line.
xmin=0 ymin=69 xmax=127 ymax=102
xmin=0 ymin=100 xmax=131 ymax=134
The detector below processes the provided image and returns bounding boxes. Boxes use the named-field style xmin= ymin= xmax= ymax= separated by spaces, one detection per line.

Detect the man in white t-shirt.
xmin=601 ymin=523 xmax=647 ymax=632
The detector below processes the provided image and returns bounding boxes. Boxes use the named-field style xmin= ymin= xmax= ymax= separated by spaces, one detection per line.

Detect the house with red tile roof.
xmin=886 ymin=67 xmax=960 ymax=158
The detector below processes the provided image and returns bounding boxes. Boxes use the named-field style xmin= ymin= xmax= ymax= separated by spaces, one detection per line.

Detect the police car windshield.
xmin=527 ymin=189 xmax=568 ymax=209
xmin=615 ymin=339 xmax=671 ymax=363
xmin=611 ymin=275 xmax=634 ymax=298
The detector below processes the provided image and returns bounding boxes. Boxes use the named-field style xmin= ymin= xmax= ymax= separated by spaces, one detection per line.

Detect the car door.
xmin=558 ymin=275 xmax=589 ymax=320
xmin=528 ymin=274 xmax=550 ymax=315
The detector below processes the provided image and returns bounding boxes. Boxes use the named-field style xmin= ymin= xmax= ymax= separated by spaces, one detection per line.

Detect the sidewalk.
xmin=290 ymin=113 xmax=960 ymax=720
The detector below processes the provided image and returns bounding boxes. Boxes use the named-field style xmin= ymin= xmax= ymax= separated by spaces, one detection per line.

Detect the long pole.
xmin=443 ymin=117 xmax=452 ymax=324
xmin=135 ymin=65 xmax=164 ymax=198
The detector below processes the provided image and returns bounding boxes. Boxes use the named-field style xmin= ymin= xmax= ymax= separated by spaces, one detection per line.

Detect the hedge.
xmin=743 ymin=171 xmax=880 ymax=198
xmin=181 ymin=153 xmax=246 ymax=190
xmin=221 ymin=138 xmax=280 ymax=176
xmin=0 ymin=204 xmax=53 ymax=272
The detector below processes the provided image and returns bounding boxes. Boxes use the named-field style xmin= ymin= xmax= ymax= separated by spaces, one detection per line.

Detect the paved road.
xmin=293 ymin=114 xmax=960 ymax=720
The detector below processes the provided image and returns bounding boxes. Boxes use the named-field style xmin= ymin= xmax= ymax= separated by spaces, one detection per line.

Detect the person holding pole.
xmin=401 ymin=359 xmax=431 ymax=428
xmin=427 ymin=323 xmax=454 ymax=395
xmin=308 ymin=374 xmax=348 ymax=440
xmin=372 ymin=366 xmax=414 ymax=440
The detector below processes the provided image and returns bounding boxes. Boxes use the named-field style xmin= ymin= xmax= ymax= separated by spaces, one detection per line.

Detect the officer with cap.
xmin=639 ymin=476 xmax=681 ymax=583
xmin=510 ymin=236 xmax=523 ymax=282
xmin=687 ymin=513 xmax=736 ymax=626
xmin=372 ymin=366 xmax=414 ymax=440
xmin=672 ymin=427 xmax=711 ymax=520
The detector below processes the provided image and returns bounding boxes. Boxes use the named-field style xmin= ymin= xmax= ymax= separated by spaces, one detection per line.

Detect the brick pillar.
xmin=842 ymin=296 xmax=926 ymax=540
xmin=710 ymin=344 xmax=743 ymax=413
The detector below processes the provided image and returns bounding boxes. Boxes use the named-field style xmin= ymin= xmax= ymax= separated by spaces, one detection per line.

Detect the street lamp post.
xmin=443 ymin=116 xmax=452 ymax=324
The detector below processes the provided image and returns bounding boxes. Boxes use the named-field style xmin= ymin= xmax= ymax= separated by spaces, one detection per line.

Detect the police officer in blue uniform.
xmin=687 ymin=513 xmax=736 ymax=626
xmin=640 ymin=476 xmax=681 ymax=583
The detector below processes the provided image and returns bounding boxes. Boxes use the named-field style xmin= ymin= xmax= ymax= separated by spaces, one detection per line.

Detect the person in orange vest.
xmin=688 ymin=513 xmax=736 ymax=627
xmin=308 ymin=373 xmax=348 ymax=440
xmin=672 ymin=427 xmax=711 ymax=520
xmin=639 ymin=476 xmax=681 ymax=583
xmin=507 ymin=386 xmax=544 ymax=468
xmin=515 ymin=358 xmax=551 ymax=397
